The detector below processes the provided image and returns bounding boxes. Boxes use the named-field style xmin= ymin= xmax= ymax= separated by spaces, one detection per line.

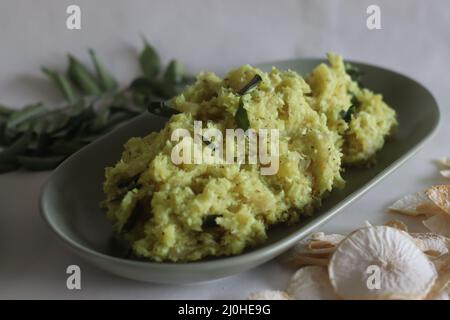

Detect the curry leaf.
xmin=88 ymin=49 xmax=118 ymax=91
xmin=6 ymin=103 xmax=47 ymax=129
xmin=89 ymin=108 xmax=110 ymax=133
xmin=121 ymin=200 xmax=147 ymax=233
xmin=202 ymin=215 xmax=220 ymax=229
xmin=129 ymin=77 xmax=154 ymax=96
xmin=235 ymin=99 xmax=250 ymax=131
xmin=42 ymin=67 xmax=76 ymax=103
xmin=45 ymin=112 xmax=71 ymax=134
xmin=340 ymin=105 xmax=356 ymax=123
xmin=151 ymin=79 xmax=178 ymax=99
xmin=234 ymin=75 xmax=262 ymax=130
xmin=340 ymin=94 xmax=361 ymax=122
xmin=163 ymin=59 xmax=186 ymax=84
xmin=67 ymin=54 xmax=101 ymax=95
xmin=0 ymin=40 xmax=191 ymax=173
xmin=139 ymin=40 xmax=161 ymax=79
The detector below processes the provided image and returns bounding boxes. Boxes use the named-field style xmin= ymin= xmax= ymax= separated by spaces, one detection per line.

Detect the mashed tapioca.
xmin=307 ymin=53 xmax=397 ymax=164
xmin=102 ymin=54 xmax=396 ymax=262
xmin=103 ymin=65 xmax=343 ymax=262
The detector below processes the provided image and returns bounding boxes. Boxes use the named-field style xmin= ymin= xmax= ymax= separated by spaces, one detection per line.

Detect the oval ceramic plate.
xmin=40 ymin=59 xmax=440 ymax=284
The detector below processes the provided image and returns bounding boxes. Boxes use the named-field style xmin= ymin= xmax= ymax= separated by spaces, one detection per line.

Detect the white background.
xmin=0 ymin=0 xmax=449 ymax=299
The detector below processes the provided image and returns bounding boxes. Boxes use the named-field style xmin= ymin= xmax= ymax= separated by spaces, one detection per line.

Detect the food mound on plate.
xmin=307 ymin=53 xmax=397 ymax=164
xmin=102 ymin=53 xmax=397 ymax=262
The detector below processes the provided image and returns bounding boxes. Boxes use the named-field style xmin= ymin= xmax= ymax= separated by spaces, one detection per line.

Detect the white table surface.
xmin=0 ymin=0 xmax=449 ymax=299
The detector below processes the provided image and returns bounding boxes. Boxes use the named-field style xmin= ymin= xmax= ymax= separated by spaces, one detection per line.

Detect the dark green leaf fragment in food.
xmin=163 ymin=59 xmax=186 ymax=84
xmin=340 ymin=105 xmax=356 ymax=123
xmin=17 ymin=155 xmax=65 ymax=171
xmin=202 ymin=215 xmax=220 ymax=229
xmin=88 ymin=49 xmax=118 ymax=91
xmin=121 ymin=201 xmax=150 ymax=233
xmin=235 ymin=98 xmax=250 ymax=131
xmin=237 ymin=74 xmax=262 ymax=95
xmin=139 ymin=40 xmax=161 ymax=79
xmin=111 ymin=176 xmax=142 ymax=201
xmin=345 ymin=62 xmax=364 ymax=86
xmin=147 ymin=101 xmax=180 ymax=117
xmin=340 ymin=94 xmax=361 ymax=122
xmin=351 ymin=94 xmax=360 ymax=108
xmin=42 ymin=67 xmax=76 ymax=103
xmin=234 ymin=75 xmax=262 ymax=130
xmin=67 ymin=54 xmax=101 ymax=96
xmin=117 ymin=176 xmax=141 ymax=194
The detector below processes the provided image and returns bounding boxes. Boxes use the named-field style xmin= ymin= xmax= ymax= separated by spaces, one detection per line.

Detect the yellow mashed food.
xmin=102 ymin=53 xmax=397 ymax=262
xmin=307 ymin=53 xmax=397 ymax=164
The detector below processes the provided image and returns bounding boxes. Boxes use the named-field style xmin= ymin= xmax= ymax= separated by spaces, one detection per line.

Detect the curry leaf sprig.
xmin=0 ymin=40 xmax=191 ymax=173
